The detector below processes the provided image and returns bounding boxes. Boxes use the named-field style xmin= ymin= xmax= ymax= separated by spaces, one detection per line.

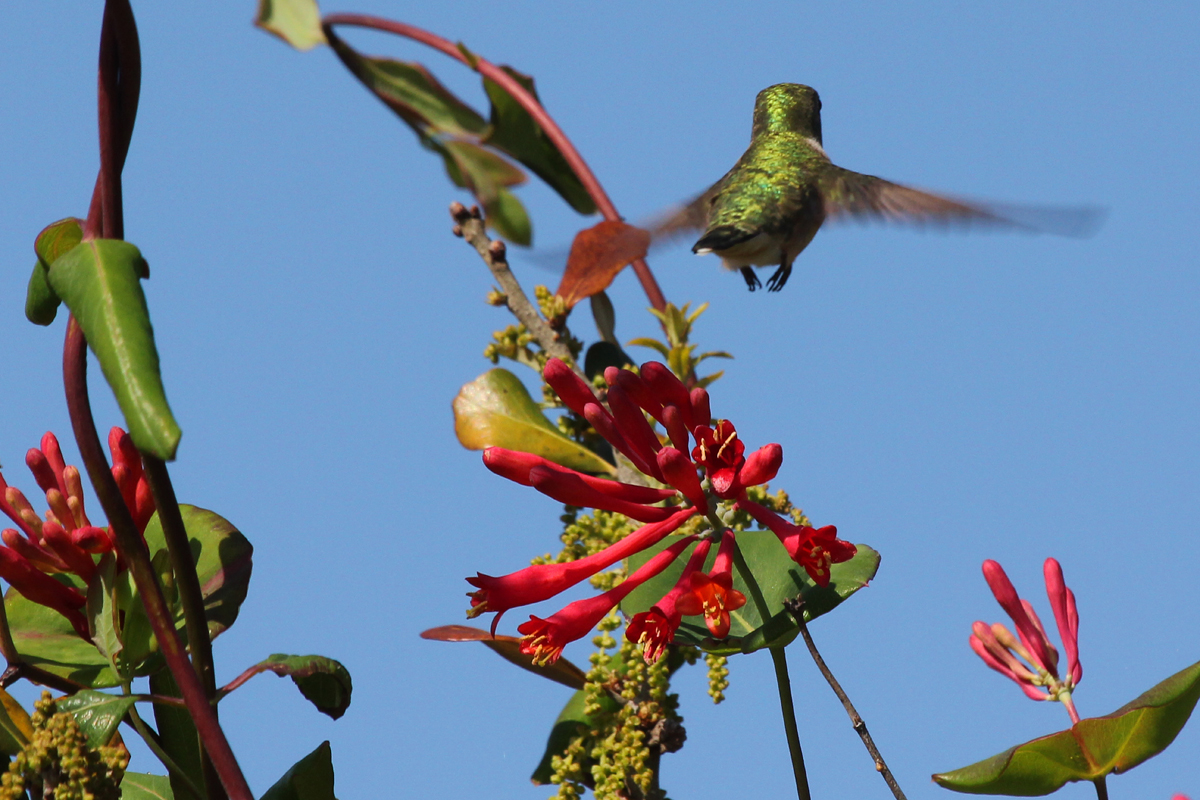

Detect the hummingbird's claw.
xmin=740 ymin=267 xmax=762 ymax=292
xmin=766 ymin=264 xmax=792 ymax=292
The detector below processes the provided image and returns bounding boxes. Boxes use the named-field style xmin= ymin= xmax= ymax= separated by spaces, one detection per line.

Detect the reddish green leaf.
xmin=25 ymin=217 xmax=82 ymax=325
xmin=453 ymin=368 xmax=616 ymax=475
xmin=421 ymin=625 xmax=587 ymax=690
xmin=556 ymin=221 xmax=651 ymax=309
xmin=933 ymin=658 xmax=1200 ymax=794
xmin=224 ymin=654 xmax=353 ymax=720
xmin=481 ymin=66 xmax=596 ymax=215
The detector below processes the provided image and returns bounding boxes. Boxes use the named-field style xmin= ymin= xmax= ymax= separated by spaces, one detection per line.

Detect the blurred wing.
xmin=819 ymin=166 xmax=1105 ymax=237
xmin=642 ymin=183 xmax=720 ymax=246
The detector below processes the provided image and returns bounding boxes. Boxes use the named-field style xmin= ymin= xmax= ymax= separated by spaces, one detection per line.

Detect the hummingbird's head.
xmin=752 ymin=84 xmax=823 ymax=143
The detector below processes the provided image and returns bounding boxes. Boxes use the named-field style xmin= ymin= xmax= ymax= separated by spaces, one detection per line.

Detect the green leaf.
xmin=260 ymin=741 xmax=337 ymax=800
xmin=119 ymin=772 xmax=173 ymax=800
xmin=141 ymin=504 xmax=254 ymax=642
xmin=228 ymin=655 xmax=352 ymax=720
xmin=420 ymin=625 xmax=587 ymax=690
xmin=255 ymin=0 xmax=327 ymax=51
xmin=453 ymin=368 xmax=616 ymax=475
xmin=86 ymin=554 xmax=130 ymax=681
xmin=530 ymin=688 xmax=595 ymax=785
xmin=933 ymin=658 xmax=1200 ymax=795
xmin=4 ymin=580 xmax=119 ymax=689
xmin=481 ymin=67 xmax=596 ymax=215
xmin=0 ymin=688 xmax=33 ymax=756
xmin=620 ymin=531 xmax=880 ymax=655
xmin=27 ymin=218 xmax=83 ymax=325
xmin=326 ymin=34 xmax=486 ymax=137
xmin=45 ymin=239 xmax=180 ymax=460
xmin=484 ymin=186 xmax=532 ymax=246
xmin=56 ymin=690 xmax=135 ymax=748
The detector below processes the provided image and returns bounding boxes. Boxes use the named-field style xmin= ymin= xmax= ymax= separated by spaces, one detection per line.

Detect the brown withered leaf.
xmin=420 ymin=625 xmax=587 ymax=690
xmin=555 ymin=221 xmax=651 ymax=309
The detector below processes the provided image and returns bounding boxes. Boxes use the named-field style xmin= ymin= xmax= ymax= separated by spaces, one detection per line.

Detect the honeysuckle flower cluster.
xmin=466 ymin=357 xmax=857 ymax=665
xmin=970 ymin=558 xmax=1082 ymax=720
xmin=0 ymin=429 xmax=153 ymax=639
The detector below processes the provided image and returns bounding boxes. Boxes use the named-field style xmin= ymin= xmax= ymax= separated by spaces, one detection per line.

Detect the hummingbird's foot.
xmin=740 ymin=267 xmax=762 ymax=291
xmin=766 ymin=263 xmax=792 ymax=292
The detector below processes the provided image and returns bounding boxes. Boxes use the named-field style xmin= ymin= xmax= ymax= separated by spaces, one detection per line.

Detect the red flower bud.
xmin=583 ymin=403 xmax=662 ymax=480
xmin=543 ymin=358 xmax=598 ymax=416
xmin=661 ymin=404 xmax=691 ymax=453
xmin=606 ymin=367 xmax=664 ymax=422
xmin=41 ymin=521 xmax=96 ymax=583
xmin=1043 ymin=558 xmax=1081 ymax=686
xmin=0 ymin=547 xmax=88 ymax=638
xmin=606 ymin=384 xmax=663 ymax=468
xmin=689 ymin=387 xmax=711 ymax=427
xmin=483 ymin=448 xmax=675 ymax=504
xmin=640 ymin=362 xmax=694 ymax=429
xmin=982 ymin=560 xmax=1056 ymax=675
xmin=71 ymin=526 xmax=114 ymax=554
xmin=656 ymin=447 xmax=707 ymax=512
xmin=529 ymin=467 xmax=674 ymax=523
xmin=24 ymin=449 xmax=59 ymax=496
xmin=740 ymin=444 xmax=783 ymax=487
xmin=39 ymin=433 xmax=70 ymax=497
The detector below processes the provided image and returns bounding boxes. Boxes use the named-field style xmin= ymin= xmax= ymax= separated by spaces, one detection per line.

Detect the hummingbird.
xmin=651 ymin=83 xmax=1100 ymax=292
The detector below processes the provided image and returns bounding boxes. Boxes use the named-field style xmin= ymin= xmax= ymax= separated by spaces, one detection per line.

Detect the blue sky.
xmin=2 ymin=2 xmax=1199 ymax=798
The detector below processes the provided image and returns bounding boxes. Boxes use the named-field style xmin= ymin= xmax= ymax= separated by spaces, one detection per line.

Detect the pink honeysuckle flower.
xmin=466 ymin=507 xmax=698 ymax=632
xmin=676 ymin=530 xmax=746 ymax=638
xmin=972 ymin=558 xmax=1083 ymax=719
xmin=0 ymin=429 xmax=151 ymax=639
xmin=519 ymin=535 xmax=700 ymax=665
xmin=737 ymin=497 xmax=857 ymax=586
xmin=626 ymin=537 xmax=714 ymax=663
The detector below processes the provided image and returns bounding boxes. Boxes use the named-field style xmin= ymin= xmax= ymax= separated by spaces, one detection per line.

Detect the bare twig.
xmin=784 ymin=596 xmax=909 ymax=800
xmin=450 ymin=202 xmax=584 ymax=379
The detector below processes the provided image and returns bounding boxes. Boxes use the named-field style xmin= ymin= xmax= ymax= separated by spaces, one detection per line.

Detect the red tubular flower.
xmin=519 ymin=534 xmax=699 ymax=665
xmin=483 ymin=448 xmax=674 ymax=505
xmin=466 ymin=507 xmax=697 ymax=631
xmin=626 ymin=537 xmax=713 ymax=663
xmin=656 ymin=447 xmax=708 ymax=513
xmin=660 ymin=404 xmax=691 ymax=453
xmin=543 ymin=358 xmax=601 ymax=416
xmin=972 ymin=558 xmax=1082 ymax=711
xmin=0 ymin=548 xmax=88 ymax=639
xmin=605 ymin=384 xmax=663 ymax=468
xmin=692 ymin=420 xmax=745 ymax=497
xmin=582 ymin=402 xmax=662 ymax=480
xmin=737 ymin=498 xmax=856 ymax=586
xmin=676 ymin=530 xmax=746 ymax=637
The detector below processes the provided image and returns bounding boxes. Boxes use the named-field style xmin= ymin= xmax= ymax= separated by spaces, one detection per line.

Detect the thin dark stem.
xmin=0 ymin=662 xmax=85 ymax=695
xmin=64 ymin=320 xmax=251 ymax=800
xmin=769 ymin=647 xmax=812 ymax=800
xmin=785 ymin=597 xmax=908 ymax=800
xmin=322 ymin=13 xmax=667 ymax=311
xmin=1093 ymin=776 xmax=1109 ymax=800
xmin=125 ymin=704 xmax=205 ymax=800
xmin=729 ymin=539 xmax=810 ymax=800
xmin=141 ymin=457 xmax=226 ymax=800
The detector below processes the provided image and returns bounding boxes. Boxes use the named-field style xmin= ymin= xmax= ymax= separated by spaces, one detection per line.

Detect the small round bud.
xmin=449 ymin=201 xmax=468 ymax=220
xmin=451 ymin=224 xmax=463 ymax=237
xmin=488 ymin=240 xmax=507 ymax=260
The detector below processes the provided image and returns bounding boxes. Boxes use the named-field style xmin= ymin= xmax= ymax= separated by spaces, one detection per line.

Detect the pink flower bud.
xmin=24 ymin=449 xmax=59 ymax=495
xmin=1043 ymin=558 xmax=1081 ymax=687
xmin=38 ymin=433 xmax=69 ymax=496
xmin=982 ymin=560 xmax=1056 ymax=673
xmin=740 ymin=444 xmax=783 ymax=486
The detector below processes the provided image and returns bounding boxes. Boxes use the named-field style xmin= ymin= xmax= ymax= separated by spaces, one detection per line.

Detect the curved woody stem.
xmin=65 ymin=4 xmax=251 ymax=800
xmin=321 ymin=13 xmax=667 ymax=311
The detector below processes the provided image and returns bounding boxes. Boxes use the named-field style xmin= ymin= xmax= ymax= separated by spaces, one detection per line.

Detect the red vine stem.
xmin=322 ymin=13 xmax=668 ymax=311
xmin=66 ymin=4 xmax=251 ymax=799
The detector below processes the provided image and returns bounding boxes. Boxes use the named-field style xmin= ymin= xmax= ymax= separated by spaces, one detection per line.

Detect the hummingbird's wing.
xmin=818 ymin=166 xmax=1104 ymax=237
xmin=642 ymin=184 xmax=721 ymax=245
